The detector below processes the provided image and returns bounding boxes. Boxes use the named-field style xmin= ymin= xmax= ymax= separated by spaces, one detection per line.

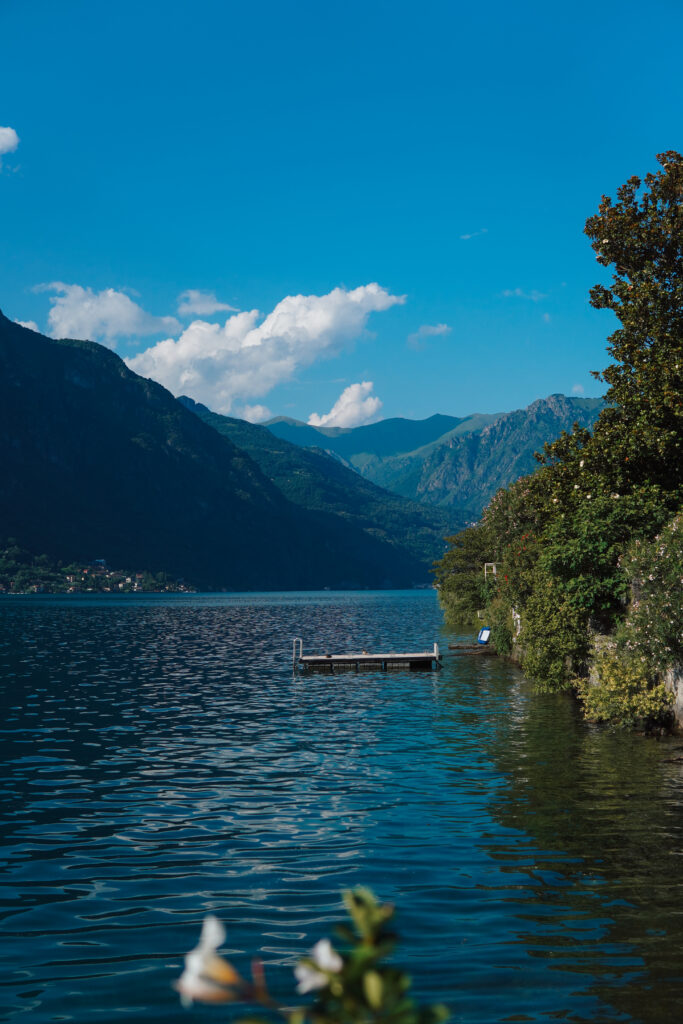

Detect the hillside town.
xmin=0 ymin=543 xmax=196 ymax=594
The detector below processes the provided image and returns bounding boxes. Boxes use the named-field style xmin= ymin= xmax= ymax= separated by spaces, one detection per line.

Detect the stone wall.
xmin=664 ymin=663 xmax=683 ymax=727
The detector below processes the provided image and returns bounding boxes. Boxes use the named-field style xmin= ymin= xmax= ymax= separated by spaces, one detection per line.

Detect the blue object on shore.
xmin=477 ymin=627 xmax=491 ymax=645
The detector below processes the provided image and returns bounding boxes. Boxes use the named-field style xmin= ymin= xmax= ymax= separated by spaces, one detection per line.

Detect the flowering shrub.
xmin=618 ymin=512 xmax=683 ymax=673
xmin=175 ymin=888 xmax=449 ymax=1024
xmin=577 ymin=650 xmax=673 ymax=729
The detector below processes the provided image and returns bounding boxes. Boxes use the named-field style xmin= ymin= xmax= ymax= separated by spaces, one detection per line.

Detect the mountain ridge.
xmin=179 ymin=396 xmax=464 ymax=572
xmin=0 ymin=313 xmax=438 ymax=588
xmin=266 ymin=412 xmax=471 ymax=458
xmin=265 ymin=394 xmax=606 ymax=515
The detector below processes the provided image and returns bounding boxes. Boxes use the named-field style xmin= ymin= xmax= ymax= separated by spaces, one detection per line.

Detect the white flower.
xmin=175 ymin=916 xmax=243 ymax=1007
xmin=574 ymin=484 xmax=579 ymax=490
xmin=579 ymin=459 xmax=585 ymax=468
xmin=294 ymin=939 xmax=343 ymax=994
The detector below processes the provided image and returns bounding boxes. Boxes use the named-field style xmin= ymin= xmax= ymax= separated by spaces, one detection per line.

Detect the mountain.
xmin=266 ymin=413 xmax=470 ymax=459
xmin=0 ymin=313 xmax=440 ymax=588
xmin=179 ymin=397 xmax=464 ymax=571
xmin=265 ymin=396 xmax=606 ymax=515
xmin=405 ymin=395 xmax=605 ymax=512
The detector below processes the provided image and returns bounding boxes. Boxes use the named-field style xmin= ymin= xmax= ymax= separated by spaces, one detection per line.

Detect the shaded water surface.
xmin=1 ymin=591 xmax=682 ymax=1023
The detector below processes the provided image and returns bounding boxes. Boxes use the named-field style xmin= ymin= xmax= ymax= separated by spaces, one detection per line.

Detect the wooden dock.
xmin=294 ymin=639 xmax=441 ymax=672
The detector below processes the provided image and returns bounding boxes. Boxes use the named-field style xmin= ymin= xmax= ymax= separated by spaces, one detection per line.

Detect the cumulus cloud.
xmin=572 ymin=383 xmax=585 ymax=395
xmin=37 ymin=283 xmax=181 ymax=346
xmin=407 ymin=322 xmax=451 ymax=349
xmin=308 ymin=381 xmax=382 ymax=428
xmin=502 ymin=287 xmax=547 ymax=302
xmin=240 ymin=403 xmax=272 ymax=423
xmin=15 ymin=319 xmax=39 ymax=332
xmin=0 ymin=126 xmax=19 ymax=168
xmin=126 ymin=283 xmax=403 ymax=414
xmin=177 ymin=289 xmax=239 ymax=316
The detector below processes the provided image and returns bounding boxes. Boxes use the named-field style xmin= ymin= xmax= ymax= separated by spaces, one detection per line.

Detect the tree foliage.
xmin=618 ymin=511 xmax=683 ymax=673
xmin=435 ymin=153 xmax=683 ymax=725
xmin=576 ymin=651 xmax=673 ymax=730
xmin=585 ymin=149 xmax=682 ymax=467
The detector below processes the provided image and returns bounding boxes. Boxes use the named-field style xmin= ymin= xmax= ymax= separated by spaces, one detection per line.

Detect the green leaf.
xmin=363 ymin=970 xmax=384 ymax=1009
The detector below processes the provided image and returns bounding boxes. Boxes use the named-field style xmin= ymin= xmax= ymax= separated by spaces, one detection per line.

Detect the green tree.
xmin=436 ymin=521 xmax=492 ymax=623
xmin=585 ymin=149 xmax=682 ymax=480
xmin=436 ymin=153 xmax=683 ymax=717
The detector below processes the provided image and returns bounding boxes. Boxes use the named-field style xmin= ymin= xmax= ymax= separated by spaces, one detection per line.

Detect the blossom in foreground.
xmin=175 ymin=915 xmax=245 ymax=1007
xmin=294 ymin=938 xmax=343 ymax=993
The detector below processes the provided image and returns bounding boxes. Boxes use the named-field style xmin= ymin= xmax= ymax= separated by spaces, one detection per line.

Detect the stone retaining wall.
xmin=664 ymin=663 xmax=683 ymax=727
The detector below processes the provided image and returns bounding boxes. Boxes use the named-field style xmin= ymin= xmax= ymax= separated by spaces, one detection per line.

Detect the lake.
xmin=1 ymin=590 xmax=682 ymax=1023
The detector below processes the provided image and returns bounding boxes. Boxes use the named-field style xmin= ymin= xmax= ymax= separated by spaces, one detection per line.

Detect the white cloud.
xmin=460 ymin=228 xmax=488 ymax=240
xmin=37 ymin=283 xmax=181 ymax=346
xmin=572 ymin=383 xmax=585 ymax=395
xmin=15 ymin=319 xmax=39 ymax=332
xmin=0 ymin=126 xmax=19 ymax=168
xmin=407 ymin=322 xmax=451 ymax=349
xmin=240 ymin=403 xmax=272 ymax=423
xmin=308 ymin=381 xmax=382 ymax=428
xmin=126 ymin=283 xmax=403 ymax=414
xmin=177 ymin=289 xmax=239 ymax=316
xmin=502 ymin=287 xmax=547 ymax=302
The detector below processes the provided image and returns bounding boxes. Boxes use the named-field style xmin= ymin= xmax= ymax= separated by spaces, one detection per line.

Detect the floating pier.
xmin=293 ymin=638 xmax=441 ymax=672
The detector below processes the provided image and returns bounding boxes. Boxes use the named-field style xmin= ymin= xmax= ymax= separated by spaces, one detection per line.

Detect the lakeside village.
xmin=0 ymin=541 xmax=196 ymax=595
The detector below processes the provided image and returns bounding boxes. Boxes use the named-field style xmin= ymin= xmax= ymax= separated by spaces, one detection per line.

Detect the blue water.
xmin=1 ymin=591 xmax=682 ymax=1023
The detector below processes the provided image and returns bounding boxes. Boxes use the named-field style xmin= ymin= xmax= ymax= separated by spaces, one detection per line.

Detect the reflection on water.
xmin=479 ymin=681 xmax=683 ymax=1023
xmin=1 ymin=592 xmax=682 ymax=1023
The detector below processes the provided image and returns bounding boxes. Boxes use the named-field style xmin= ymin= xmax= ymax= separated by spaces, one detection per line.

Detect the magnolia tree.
xmin=584 ymin=150 xmax=683 ymax=484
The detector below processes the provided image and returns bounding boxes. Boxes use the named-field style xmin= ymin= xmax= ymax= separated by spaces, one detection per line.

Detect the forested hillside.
xmin=267 ymin=397 xmax=605 ymax=514
xmin=180 ymin=397 xmax=464 ymax=571
xmin=0 ymin=314 xmax=438 ymax=589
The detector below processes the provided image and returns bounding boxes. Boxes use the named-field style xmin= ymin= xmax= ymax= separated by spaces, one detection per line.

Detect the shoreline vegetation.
xmin=0 ymin=541 xmax=435 ymax=596
xmin=435 ymin=152 xmax=682 ymax=732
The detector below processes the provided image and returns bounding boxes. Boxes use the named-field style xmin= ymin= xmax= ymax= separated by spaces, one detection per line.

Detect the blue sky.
xmin=1 ymin=0 xmax=682 ymax=426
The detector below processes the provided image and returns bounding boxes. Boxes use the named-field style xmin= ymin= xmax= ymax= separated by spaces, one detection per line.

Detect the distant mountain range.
xmin=178 ymin=397 xmax=462 ymax=573
xmin=266 ymin=394 xmax=605 ymax=515
xmin=0 ymin=310 xmax=606 ymax=589
xmin=0 ymin=313 xmax=458 ymax=588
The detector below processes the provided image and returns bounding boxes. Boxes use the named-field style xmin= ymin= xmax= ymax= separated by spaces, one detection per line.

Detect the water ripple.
xmin=1 ymin=592 xmax=683 ymax=1023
